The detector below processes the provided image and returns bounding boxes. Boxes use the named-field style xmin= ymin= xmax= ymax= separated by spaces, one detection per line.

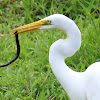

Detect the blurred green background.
xmin=0 ymin=0 xmax=100 ymax=99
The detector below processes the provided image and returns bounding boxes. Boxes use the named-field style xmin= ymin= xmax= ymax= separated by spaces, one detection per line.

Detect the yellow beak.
xmin=10 ymin=20 xmax=51 ymax=35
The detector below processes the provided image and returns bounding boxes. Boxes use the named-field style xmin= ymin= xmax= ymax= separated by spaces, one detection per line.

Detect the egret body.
xmin=11 ymin=14 xmax=100 ymax=100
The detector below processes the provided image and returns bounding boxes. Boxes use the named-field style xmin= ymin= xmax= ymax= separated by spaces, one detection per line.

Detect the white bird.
xmin=11 ymin=14 xmax=100 ymax=100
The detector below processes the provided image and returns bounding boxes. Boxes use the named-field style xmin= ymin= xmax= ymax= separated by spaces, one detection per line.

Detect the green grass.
xmin=0 ymin=0 xmax=100 ymax=99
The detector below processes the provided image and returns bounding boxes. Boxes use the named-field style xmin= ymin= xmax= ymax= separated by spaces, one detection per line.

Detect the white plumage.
xmin=40 ymin=14 xmax=100 ymax=100
xmin=11 ymin=14 xmax=100 ymax=100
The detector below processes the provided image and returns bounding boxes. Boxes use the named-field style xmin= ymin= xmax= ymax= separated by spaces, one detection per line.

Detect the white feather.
xmin=40 ymin=14 xmax=100 ymax=100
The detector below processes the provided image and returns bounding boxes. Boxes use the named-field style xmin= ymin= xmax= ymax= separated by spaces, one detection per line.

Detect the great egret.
xmin=10 ymin=14 xmax=100 ymax=100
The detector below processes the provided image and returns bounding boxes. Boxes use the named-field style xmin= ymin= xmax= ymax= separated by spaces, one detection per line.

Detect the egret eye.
xmin=44 ymin=20 xmax=51 ymax=25
xmin=47 ymin=20 xmax=51 ymax=24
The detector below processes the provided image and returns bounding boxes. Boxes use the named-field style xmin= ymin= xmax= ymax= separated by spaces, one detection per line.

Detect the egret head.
xmin=10 ymin=14 xmax=72 ymax=34
xmin=10 ymin=14 xmax=81 ymax=60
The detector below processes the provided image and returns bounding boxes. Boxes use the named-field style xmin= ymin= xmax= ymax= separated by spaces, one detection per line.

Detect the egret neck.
xmin=49 ymin=18 xmax=85 ymax=100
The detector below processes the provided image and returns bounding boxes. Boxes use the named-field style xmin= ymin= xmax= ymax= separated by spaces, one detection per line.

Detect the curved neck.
xmin=65 ymin=21 xmax=81 ymax=44
xmin=49 ymin=54 xmax=85 ymax=100
xmin=49 ymin=51 xmax=76 ymax=91
xmin=49 ymin=22 xmax=83 ymax=99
